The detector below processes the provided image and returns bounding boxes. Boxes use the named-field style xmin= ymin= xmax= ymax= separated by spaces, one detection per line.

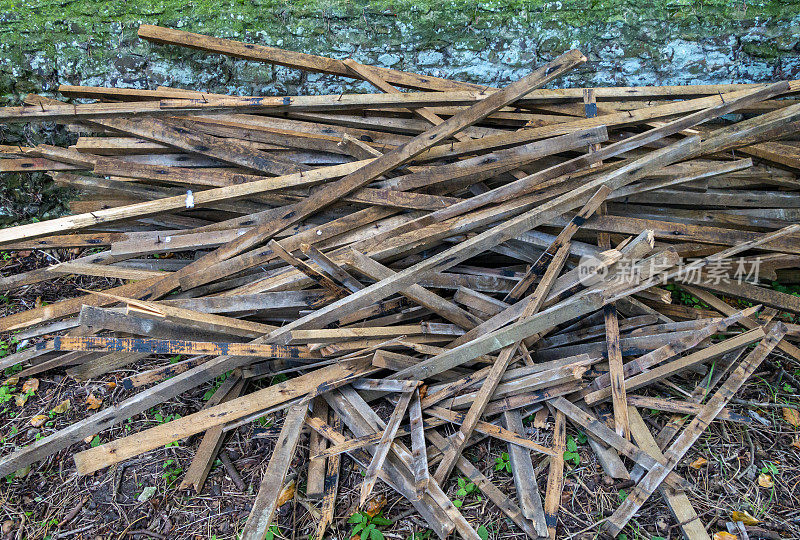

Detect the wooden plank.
xmin=240 ymin=403 xmax=308 ymax=540
xmin=627 ymin=406 xmax=712 ymax=540
xmin=547 ymin=398 xmax=689 ymax=492
xmin=584 ymin=327 xmax=766 ymax=404
xmin=432 ymin=242 xmax=570 ymax=484
xmin=360 ymin=388 xmax=416 ymax=505
xmin=314 ymin=410 xmax=342 ymax=539
xmin=543 ymin=409 xmax=566 ymax=540
xmin=71 ymin=358 xmax=375 ymax=475
xmin=159 ymin=49 xmax=586 ymax=299
xmin=306 ymin=397 xmax=329 ymax=500
xmin=409 ymin=389 xmax=430 ymax=499
xmin=503 ymin=408 xmax=548 ymax=535
xmin=179 ymin=377 xmax=245 ymax=492
xmin=46 ymin=336 xmax=316 ymax=360
xmin=604 ymin=323 xmax=787 ymax=536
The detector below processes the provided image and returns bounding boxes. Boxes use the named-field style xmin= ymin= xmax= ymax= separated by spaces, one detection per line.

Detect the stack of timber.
xmin=1 ymin=24 xmax=800 ymax=540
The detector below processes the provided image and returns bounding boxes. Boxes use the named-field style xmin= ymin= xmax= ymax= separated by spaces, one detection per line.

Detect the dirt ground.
xmin=1 ymin=250 xmax=800 ymax=540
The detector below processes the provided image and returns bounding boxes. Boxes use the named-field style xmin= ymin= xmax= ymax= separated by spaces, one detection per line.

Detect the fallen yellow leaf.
xmin=713 ymin=532 xmax=737 ymax=540
xmin=792 ymin=438 xmax=800 ymax=450
xmin=757 ymin=473 xmax=774 ymax=488
xmin=30 ymin=415 xmax=48 ymax=427
xmin=690 ymin=457 xmax=708 ymax=469
xmin=276 ymin=479 xmax=295 ymax=507
xmin=14 ymin=394 xmax=29 ymax=407
xmin=363 ymin=493 xmax=387 ymax=517
xmin=731 ymin=510 xmax=761 ymax=525
xmin=21 ymin=378 xmax=39 ymax=394
xmin=783 ymin=407 xmax=800 ymax=427
xmin=85 ymin=394 xmax=103 ymax=410
xmin=4 ymin=377 xmax=19 ymax=387
xmin=50 ymin=399 xmax=71 ymax=415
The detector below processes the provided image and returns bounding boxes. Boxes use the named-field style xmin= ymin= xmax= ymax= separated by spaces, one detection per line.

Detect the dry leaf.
xmin=106 ymin=381 xmax=117 ymax=390
xmin=757 ymin=473 xmax=774 ymax=488
xmin=713 ymin=533 xmax=738 ymax=540
xmin=30 ymin=415 xmax=47 ymax=427
xmin=50 ymin=399 xmax=71 ymax=415
xmin=276 ymin=479 xmax=295 ymax=507
xmin=85 ymin=394 xmax=103 ymax=410
xmin=21 ymin=378 xmax=39 ymax=394
xmin=731 ymin=510 xmax=761 ymax=525
xmin=690 ymin=457 xmax=708 ymax=469
xmin=363 ymin=493 xmax=387 ymax=517
xmin=792 ymin=438 xmax=800 ymax=450
xmin=783 ymin=407 xmax=800 ymax=427
xmin=14 ymin=394 xmax=29 ymax=407
xmin=4 ymin=377 xmax=19 ymax=387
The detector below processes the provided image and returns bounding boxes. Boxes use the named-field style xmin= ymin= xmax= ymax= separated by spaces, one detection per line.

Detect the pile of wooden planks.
xmin=2 ymin=24 xmax=800 ymax=540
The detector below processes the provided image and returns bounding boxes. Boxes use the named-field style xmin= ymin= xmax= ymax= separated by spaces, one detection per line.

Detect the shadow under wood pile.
xmin=1 ymin=24 xmax=800 ymax=540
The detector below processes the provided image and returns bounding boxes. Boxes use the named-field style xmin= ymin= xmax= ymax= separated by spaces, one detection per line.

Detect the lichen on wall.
xmin=2 ymin=0 xmax=799 ymax=103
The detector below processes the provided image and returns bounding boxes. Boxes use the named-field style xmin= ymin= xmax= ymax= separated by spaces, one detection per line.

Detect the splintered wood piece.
xmin=426 ymin=429 xmax=542 ymax=539
xmin=626 ymin=407 xmax=712 ymax=540
xmin=408 ymin=389 xmax=430 ymax=499
xmin=544 ymin=409 xmax=566 ymax=540
xmin=503 ymin=409 xmax=548 ymax=535
xmin=315 ymin=411 xmax=342 ymax=539
xmin=179 ymin=377 xmax=245 ymax=492
xmin=240 ymin=403 xmax=308 ymax=540
xmin=268 ymin=239 xmax=350 ymax=298
xmin=604 ymin=323 xmax=787 ymax=536
xmin=300 ymin=243 xmax=364 ymax=293
xmin=46 ymin=336 xmax=316 ymax=360
xmin=360 ymin=388 xmax=417 ymax=505
xmin=547 ymin=398 xmax=689 ymax=492
xmin=306 ymin=397 xmax=329 ymax=500
xmin=432 ymin=243 xmax=570 ymax=484
xmin=71 ymin=359 xmax=375 ymax=475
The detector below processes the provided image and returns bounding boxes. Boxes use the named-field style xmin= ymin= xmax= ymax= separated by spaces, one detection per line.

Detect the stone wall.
xmin=1 ymin=0 xmax=799 ymax=220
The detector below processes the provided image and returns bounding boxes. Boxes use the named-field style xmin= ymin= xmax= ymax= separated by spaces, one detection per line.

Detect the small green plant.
xmin=152 ymin=411 xmax=181 ymax=424
xmin=264 ymin=524 xmax=282 ymax=540
xmin=162 ymin=459 xmax=183 ymax=485
xmin=348 ymin=511 xmax=393 ymax=540
xmin=202 ymin=372 xmax=230 ymax=401
xmin=618 ymin=489 xmax=628 ymax=501
xmin=452 ymin=476 xmax=480 ymax=508
xmin=477 ymin=524 xmax=491 ymax=540
xmin=494 ymin=452 xmax=511 ymax=473
xmin=169 ymin=355 xmax=183 ymax=364
xmin=0 ymin=385 xmax=13 ymax=405
xmin=89 ymin=435 xmax=100 ymax=447
xmin=563 ymin=435 xmax=580 ymax=466
xmin=762 ymin=462 xmax=779 ymax=477
xmin=407 ymin=530 xmax=432 ymax=540
xmin=783 ymin=383 xmax=796 ymax=394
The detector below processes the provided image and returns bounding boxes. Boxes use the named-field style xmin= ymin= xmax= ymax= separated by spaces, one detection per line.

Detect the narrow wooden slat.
xmin=604 ymin=323 xmax=787 ymax=536
xmin=71 ymin=359 xmax=375 ymax=475
xmin=409 ymin=389 xmax=430 ymax=499
xmin=240 ymin=403 xmax=308 ymax=540
xmin=360 ymin=388 xmax=416 ymax=505
xmin=543 ymin=408 xmax=566 ymax=539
